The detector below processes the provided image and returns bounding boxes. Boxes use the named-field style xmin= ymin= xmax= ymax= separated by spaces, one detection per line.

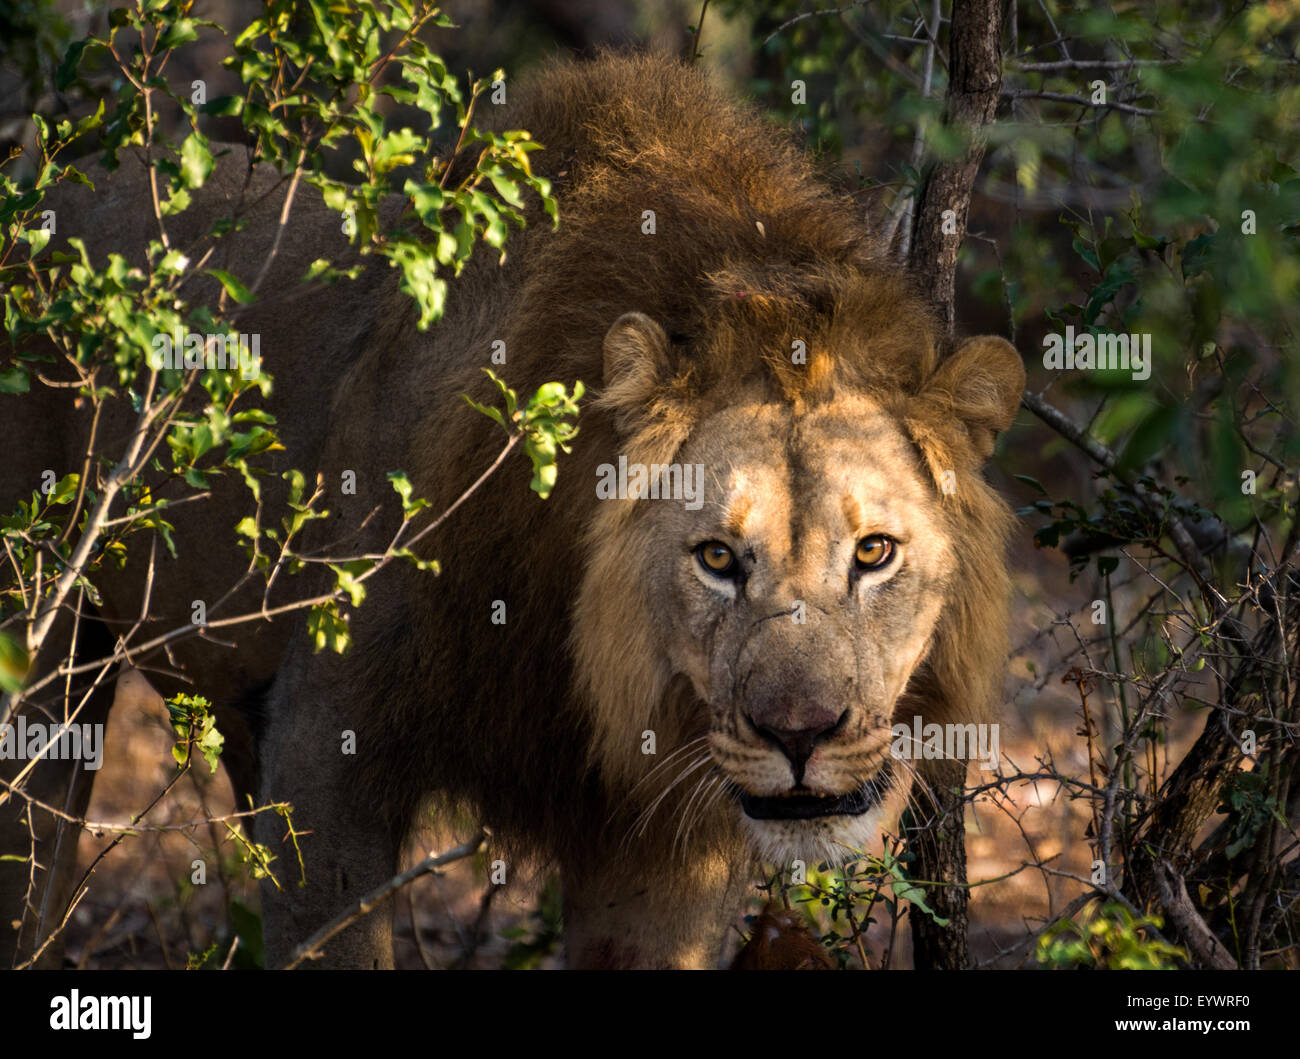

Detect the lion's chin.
xmin=740 ymin=805 xmax=893 ymax=867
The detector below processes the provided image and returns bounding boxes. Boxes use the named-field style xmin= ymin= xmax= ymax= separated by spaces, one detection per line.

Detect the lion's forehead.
xmin=682 ymin=395 xmax=937 ymax=540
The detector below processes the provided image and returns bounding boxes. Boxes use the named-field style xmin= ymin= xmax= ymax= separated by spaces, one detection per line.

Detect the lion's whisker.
xmin=671 ymin=768 xmax=721 ymax=860
xmin=624 ymin=735 xmax=711 ymax=798
xmin=622 ymin=749 xmax=715 ymax=851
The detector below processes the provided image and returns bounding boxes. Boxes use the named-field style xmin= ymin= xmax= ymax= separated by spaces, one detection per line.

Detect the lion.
xmin=0 ymin=52 xmax=1024 ymax=969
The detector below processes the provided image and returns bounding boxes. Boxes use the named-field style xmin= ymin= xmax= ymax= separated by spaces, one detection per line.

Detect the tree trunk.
xmin=908 ymin=0 xmax=1005 ymax=336
xmin=905 ymin=759 xmax=971 ymax=969
xmin=905 ymin=0 xmax=1004 ymax=970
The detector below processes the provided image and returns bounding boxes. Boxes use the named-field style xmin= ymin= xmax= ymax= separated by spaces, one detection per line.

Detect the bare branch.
xmin=283 ymin=829 xmax=488 ymax=969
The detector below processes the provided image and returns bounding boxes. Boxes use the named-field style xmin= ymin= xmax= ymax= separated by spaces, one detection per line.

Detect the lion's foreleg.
xmin=255 ymin=668 xmax=402 ymax=970
xmin=561 ymin=849 xmax=752 ymax=969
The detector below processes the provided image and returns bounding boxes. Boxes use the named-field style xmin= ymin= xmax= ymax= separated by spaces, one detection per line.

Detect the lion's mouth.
xmin=740 ymin=768 xmax=891 ymax=821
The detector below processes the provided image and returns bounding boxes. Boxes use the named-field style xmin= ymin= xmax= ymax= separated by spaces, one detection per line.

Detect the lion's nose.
xmin=752 ymin=709 xmax=847 ymax=785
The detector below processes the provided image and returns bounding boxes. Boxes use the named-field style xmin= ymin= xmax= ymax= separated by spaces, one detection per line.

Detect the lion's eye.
xmin=854 ymin=534 xmax=895 ymax=571
xmin=696 ymin=540 xmax=738 ymax=577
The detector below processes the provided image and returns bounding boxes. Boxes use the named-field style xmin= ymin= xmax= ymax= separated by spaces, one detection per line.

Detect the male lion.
xmin=0 ymin=53 xmax=1024 ymax=969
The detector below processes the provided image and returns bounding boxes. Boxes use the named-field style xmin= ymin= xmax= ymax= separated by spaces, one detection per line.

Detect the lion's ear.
xmin=600 ymin=311 xmax=674 ymax=434
xmin=920 ymin=335 xmax=1025 ymax=458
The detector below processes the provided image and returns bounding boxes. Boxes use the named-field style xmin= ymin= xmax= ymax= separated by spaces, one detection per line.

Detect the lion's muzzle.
xmin=740 ymin=765 xmax=891 ymax=820
xmin=746 ymin=707 xmax=847 ymax=786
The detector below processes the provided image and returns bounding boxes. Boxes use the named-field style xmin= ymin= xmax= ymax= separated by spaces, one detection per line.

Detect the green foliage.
xmin=1217 ymin=768 xmax=1284 ymax=863
xmin=719 ymin=0 xmax=924 ymax=158
xmin=1016 ymin=471 xmax=1219 ymax=582
xmin=0 ymin=0 xmax=72 ymax=103
xmin=166 ymin=693 xmax=224 ymax=774
xmin=760 ymin=842 xmax=949 ymax=969
xmin=0 ymin=4 xmax=575 ymax=966
xmin=465 ymin=369 xmax=583 ymax=499
xmin=0 ymin=628 xmax=29 ymax=693
xmin=185 ymin=899 xmax=264 ymax=969
xmin=1 ymin=0 xmax=574 ymax=686
xmin=1037 ymin=902 xmax=1186 ymax=969
xmin=997 ymin=9 xmax=1299 ymax=525
xmin=226 ymin=1 xmax=556 ymax=328
xmin=725 ymin=2 xmax=1300 ymax=509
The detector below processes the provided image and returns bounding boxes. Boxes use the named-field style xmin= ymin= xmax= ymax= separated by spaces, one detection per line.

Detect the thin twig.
xmin=283 ymin=829 xmax=487 ymax=969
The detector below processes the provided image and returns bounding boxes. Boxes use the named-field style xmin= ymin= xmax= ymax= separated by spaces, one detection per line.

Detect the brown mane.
xmin=384 ymin=53 xmax=1015 ymax=868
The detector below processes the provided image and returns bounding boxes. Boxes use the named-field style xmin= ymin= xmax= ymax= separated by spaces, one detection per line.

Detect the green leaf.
xmin=206 ymin=269 xmax=255 ymax=304
xmin=0 ymin=630 xmax=29 ymax=693
xmin=488 ymin=173 xmax=524 ymax=208
xmin=1117 ymin=404 xmax=1181 ymax=472
xmin=179 ymin=131 xmax=214 ymax=189
xmin=307 ymin=600 xmax=351 ymax=654
xmin=158 ymin=18 xmax=199 ymax=50
xmin=47 ymin=473 xmax=79 ymax=505
xmin=17 ymin=227 xmax=51 ymax=255
xmin=463 ymin=395 xmax=508 ymax=432
xmin=56 ymin=40 xmax=89 ymax=91
xmin=201 ymin=95 xmax=244 ymax=117
xmin=328 ymin=562 xmax=368 ymax=607
xmin=166 ymin=694 xmax=223 ymax=773
xmin=0 ymin=366 xmax=31 ymax=394
xmin=1181 ymin=233 xmax=1215 ymax=279
xmin=387 ymin=470 xmax=429 ymax=516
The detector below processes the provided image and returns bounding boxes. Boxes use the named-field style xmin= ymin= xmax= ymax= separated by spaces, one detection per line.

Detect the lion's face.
xmin=580 ymin=310 xmax=1023 ymax=869
xmin=636 ymin=388 xmax=955 ymax=864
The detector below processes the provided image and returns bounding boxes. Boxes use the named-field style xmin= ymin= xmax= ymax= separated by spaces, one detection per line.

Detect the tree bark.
xmin=905 ymin=759 xmax=971 ymax=969
xmin=905 ymin=0 xmax=1004 ymax=970
xmin=908 ymin=0 xmax=1005 ymax=337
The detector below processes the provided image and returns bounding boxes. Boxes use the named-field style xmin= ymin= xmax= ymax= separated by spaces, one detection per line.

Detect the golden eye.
xmin=854 ymin=535 xmax=895 ymax=571
xmin=697 ymin=540 xmax=738 ymax=577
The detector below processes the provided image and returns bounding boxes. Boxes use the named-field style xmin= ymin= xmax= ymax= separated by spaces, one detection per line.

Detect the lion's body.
xmin=1 ymin=54 xmax=1024 ymax=969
